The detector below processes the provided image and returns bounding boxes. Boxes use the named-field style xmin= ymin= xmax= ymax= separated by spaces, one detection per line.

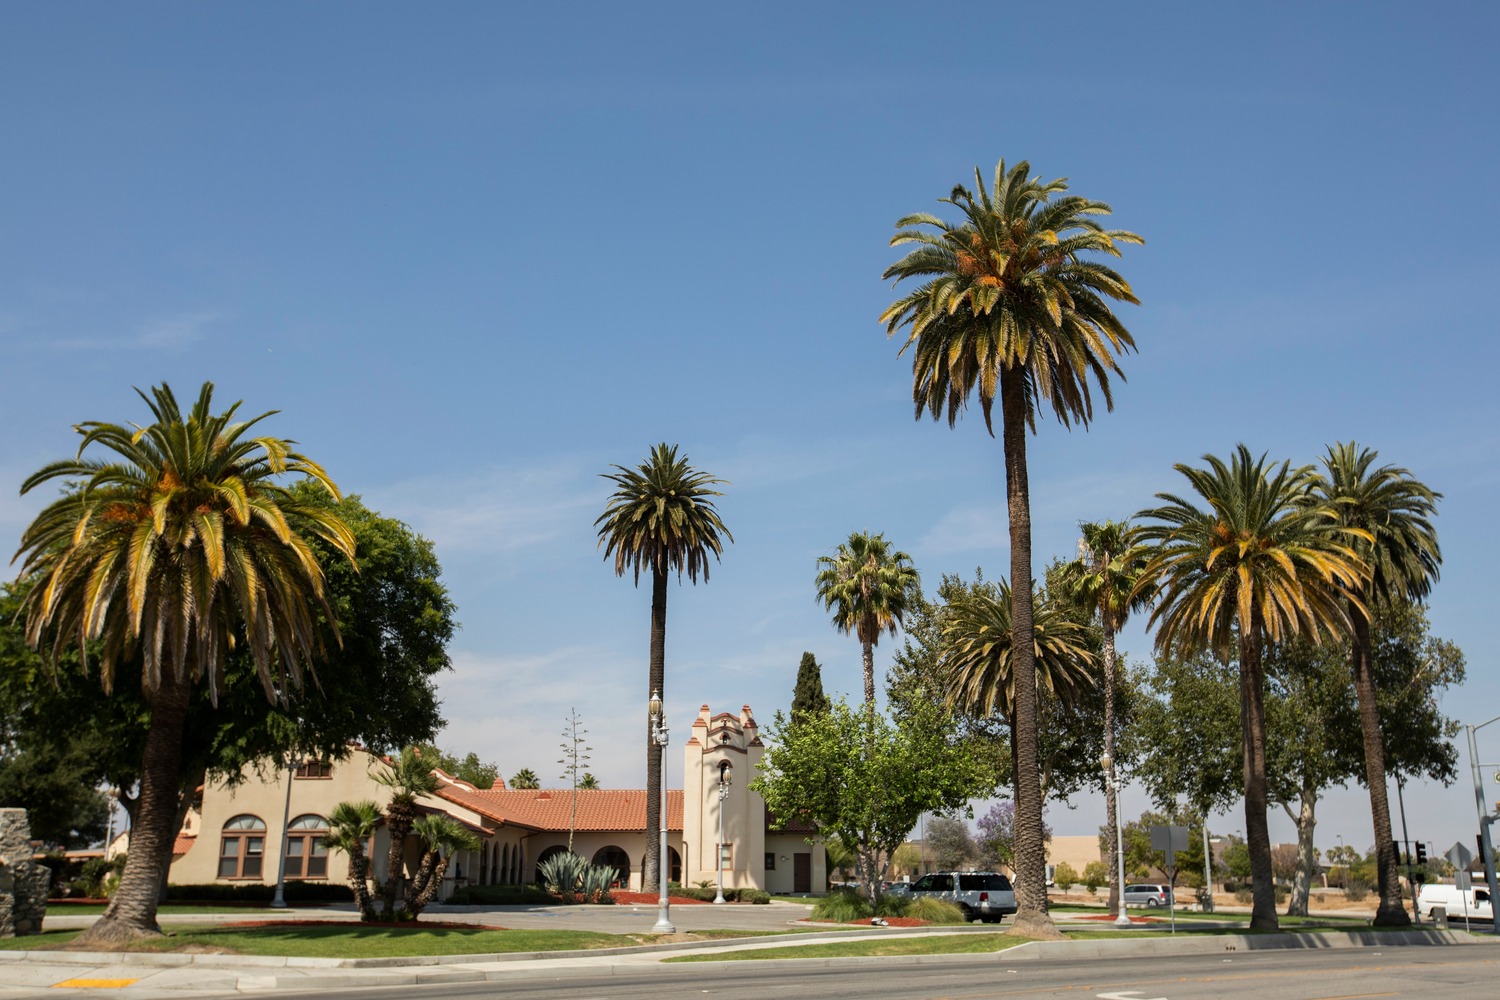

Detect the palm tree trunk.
xmin=1102 ymin=627 xmax=1121 ymax=915
xmin=643 ymin=562 xmax=667 ymax=892
xmin=1349 ymin=600 xmax=1409 ymax=926
xmin=347 ymin=842 xmax=376 ymax=920
xmin=1285 ymin=781 xmax=1317 ymax=917
xmin=380 ymin=805 xmax=412 ymax=919
xmin=1238 ymin=625 xmax=1278 ymax=931
xmin=861 ymin=638 xmax=876 ymax=719
xmin=69 ymin=673 xmax=191 ymax=947
xmin=999 ymin=364 xmax=1059 ymax=939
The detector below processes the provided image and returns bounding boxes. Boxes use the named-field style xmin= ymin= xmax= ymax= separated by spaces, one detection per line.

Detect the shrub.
xmin=670 ymin=886 xmax=769 ymax=903
xmin=1273 ymin=884 xmax=1288 ymax=904
xmin=1233 ymin=887 xmax=1253 ymax=904
xmin=1344 ymin=879 xmax=1370 ymax=902
xmin=740 ymin=889 xmax=771 ymax=904
xmin=872 ymin=894 xmax=910 ymax=918
xmin=1082 ymin=861 xmax=1107 ymax=893
xmin=1052 ymin=862 xmax=1080 ymax=889
xmin=811 ymin=888 xmax=872 ymax=922
xmin=445 ymin=883 xmax=555 ymax=905
xmin=163 ymin=882 xmax=352 ymax=903
xmin=580 ymin=864 xmax=615 ymax=904
xmin=907 ymin=897 xmax=966 ymax=924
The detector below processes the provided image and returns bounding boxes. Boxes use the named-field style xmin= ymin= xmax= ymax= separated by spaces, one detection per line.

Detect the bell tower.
xmin=682 ymin=704 xmax=765 ymax=890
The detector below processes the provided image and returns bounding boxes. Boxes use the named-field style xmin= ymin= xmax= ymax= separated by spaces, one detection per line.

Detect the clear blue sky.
xmin=3 ymin=2 xmax=1497 ymax=856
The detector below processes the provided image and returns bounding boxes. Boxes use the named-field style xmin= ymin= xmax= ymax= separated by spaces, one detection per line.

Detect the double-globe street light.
xmin=649 ymin=691 xmax=675 ymax=934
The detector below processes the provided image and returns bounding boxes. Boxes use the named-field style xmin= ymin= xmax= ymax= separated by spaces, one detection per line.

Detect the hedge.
xmin=444 ymin=884 xmax=557 ymax=905
xmin=164 ymin=882 xmax=353 ymax=903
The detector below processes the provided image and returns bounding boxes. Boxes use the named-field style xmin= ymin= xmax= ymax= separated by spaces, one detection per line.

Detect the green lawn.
xmin=665 ymin=932 xmax=1022 ymax=961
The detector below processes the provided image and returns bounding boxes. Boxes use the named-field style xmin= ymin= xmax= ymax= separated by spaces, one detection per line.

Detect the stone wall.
xmin=0 ymin=808 xmax=51 ymax=937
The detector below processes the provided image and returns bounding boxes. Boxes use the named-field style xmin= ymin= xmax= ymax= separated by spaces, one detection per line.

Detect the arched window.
xmin=282 ymin=814 xmax=328 ymax=880
xmin=592 ymin=846 xmax=630 ymax=887
xmin=499 ymin=843 xmax=510 ymax=885
xmin=668 ymin=846 xmax=682 ymax=884
xmin=219 ymin=815 xmax=267 ymax=879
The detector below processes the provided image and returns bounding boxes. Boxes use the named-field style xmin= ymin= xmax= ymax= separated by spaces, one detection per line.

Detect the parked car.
xmin=902 ymin=871 xmax=1017 ymax=923
xmin=1417 ymin=883 xmax=1493 ymax=921
xmin=1122 ymin=883 xmax=1174 ymax=908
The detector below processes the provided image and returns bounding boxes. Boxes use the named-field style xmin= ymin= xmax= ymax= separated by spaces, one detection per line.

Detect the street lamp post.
xmin=1464 ymin=714 xmax=1500 ymax=934
xmin=271 ymin=759 xmax=297 ymax=909
xmin=649 ymin=691 xmax=675 ymax=934
xmin=714 ymin=762 xmax=732 ymax=904
xmin=1100 ymin=752 xmax=1131 ymax=927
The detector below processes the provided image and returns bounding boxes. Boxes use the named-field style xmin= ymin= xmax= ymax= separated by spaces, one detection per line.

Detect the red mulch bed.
xmin=845 ymin=917 xmax=930 ymax=927
xmin=609 ymin=891 xmax=710 ymax=906
xmin=1075 ymin=913 xmax=1157 ymax=923
xmin=221 ymin=919 xmax=498 ymax=930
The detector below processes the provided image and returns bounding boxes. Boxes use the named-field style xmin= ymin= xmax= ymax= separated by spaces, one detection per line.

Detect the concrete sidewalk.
xmin=6 ymin=907 xmax=1494 ymax=996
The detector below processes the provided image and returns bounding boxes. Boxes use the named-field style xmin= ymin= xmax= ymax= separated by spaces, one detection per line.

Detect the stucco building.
xmin=165 ymin=703 xmax=823 ymax=899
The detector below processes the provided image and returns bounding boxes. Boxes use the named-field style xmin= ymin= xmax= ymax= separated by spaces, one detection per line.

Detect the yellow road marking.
xmin=1309 ymin=995 xmax=1399 ymax=1000
xmin=51 ymin=979 xmax=139 ymax=989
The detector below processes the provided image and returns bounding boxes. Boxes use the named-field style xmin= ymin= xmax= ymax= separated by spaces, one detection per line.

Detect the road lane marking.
xmin=1098 ymin=992 xmax=1168 ymax=1000
xmin=51 ymin=979 xmax=139 ymax=989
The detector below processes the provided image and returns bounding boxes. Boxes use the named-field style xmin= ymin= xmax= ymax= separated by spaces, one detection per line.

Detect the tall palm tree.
xmin=596 ymin=443 xmax=732 ymax=890
xmin=883 ymin=159 xmax=1142 ymax=936
xmin=13 ymin=382 xmax=353 ymax=945
xmin=1310 ymin=443 xmax=1441 ymax=926
xmin=373 ymin=746 xmax=440 ymax=920
xmin=1057 ymin=520 xmax=1150 ymax=914
xmin=324 ymin=800 xmax=382 ymax=920
xmin=814 ymin=532 xmax=920 ymax=716
xmin=1133 ymin=445 xmax=1367 ymax=930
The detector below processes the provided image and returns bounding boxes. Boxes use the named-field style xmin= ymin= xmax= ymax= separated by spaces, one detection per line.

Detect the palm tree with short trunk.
xmin=1310 ymin=442 xmax=1441 ymax=926
xmin=1133 ymin=445 xmax=1367 ymax=930
xmin=373 ymin=746 xmax=440 ymax=919
xmin=13 ymin=382 xmax=354 ymax=945
xmin=596 ymin=443 xmax=732 ymax=891
xmin=1057 ymin=520 xmax=1149 ymax=914
xmin=883 ymin=159 xmax=1142 ymax=937
xmin=325 ymin=800 xmax=382 ymax=920
xmin=406 ymin=814 xmax=481 ymax=917
xmin=509 ymin=768 xmax=539 ymax=789
xmin=815 ymin=532 xmax=920 ymax=717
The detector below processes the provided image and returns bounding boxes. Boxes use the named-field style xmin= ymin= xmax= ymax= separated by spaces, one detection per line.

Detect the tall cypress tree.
xmin=791 ymin=652 xmax=831 ymax=726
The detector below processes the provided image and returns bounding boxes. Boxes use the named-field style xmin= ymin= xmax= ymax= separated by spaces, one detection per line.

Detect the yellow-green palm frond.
xmin=13 ymin=381 xmax=355 ymax=705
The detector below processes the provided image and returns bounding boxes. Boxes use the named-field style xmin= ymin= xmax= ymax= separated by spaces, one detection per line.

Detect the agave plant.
xmin=580 ymin=863 xmax=616 ymax=904
xmin=538 ymin=852 xmax=588 ymax=901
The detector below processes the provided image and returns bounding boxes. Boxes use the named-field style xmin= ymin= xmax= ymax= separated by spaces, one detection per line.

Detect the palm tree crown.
xmin=1058 ymin=520 xmax=1150 ymax=634
xmin=15 ymin=382 xmax=355 ymax=701
xmin=814 ymin=531 xmax=921 ymax=709
xmin=882 ymin=159 xmax=1143 ymax=434
xmin=595 ymin=442 xmax=732 ymax=585
xmin=1135 ymin=446 xmax=1367 ymax=660
xmin=1310 ymin=442 xmax=1441 ymax=605
xmin=940 ymin=578 xmax=1097 ymax=721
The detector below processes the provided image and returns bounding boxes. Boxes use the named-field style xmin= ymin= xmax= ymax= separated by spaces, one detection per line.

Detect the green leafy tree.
xmin=1134 ymin=445 xmax=1365 ymax=930
xmin=974 ymin=799 xmax=1052 ymax=873
xmin=12 ymin=383 xmax=355 ymax=946
xmin=596 ymin=442 xmax=732 ymax=890
xmin=1057 ymin=519 xmax=1149 ymax=912
xmin=883 ymin=159 xmax=1142 ymax=938
xmin=752 ymin=697 xmax=989 ymax=905
xmin=509 ymin=768 xmax=540 ymax=790
xmin=1105 ymin=809 xmax=1209 ymax=889
xmin=1310 ymin=442 xmax=1442 ymax=926
xmin=790 ymin=651 xmax=831 ymax=726
xmin=412 ymin=744 xmax=500 ymax=789
xmin=925 ymin=814 xmax=978 ymax=870
xmin=815 ymin=532 xmax=920 ymax=717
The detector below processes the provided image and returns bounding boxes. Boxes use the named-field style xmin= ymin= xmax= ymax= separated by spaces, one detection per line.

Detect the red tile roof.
xmin=432 ymin=787 xmax=684 ymax=833
xmin=172 ymin=835 xmax=196 ymax=856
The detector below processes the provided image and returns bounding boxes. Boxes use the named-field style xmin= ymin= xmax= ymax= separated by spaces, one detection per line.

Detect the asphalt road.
xmin=35 ymin=947 xmax=1486 ymax=1000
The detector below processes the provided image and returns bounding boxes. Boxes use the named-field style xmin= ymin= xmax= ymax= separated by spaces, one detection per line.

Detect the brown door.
xmin=794 ymin=852 xmax=812 ymax=893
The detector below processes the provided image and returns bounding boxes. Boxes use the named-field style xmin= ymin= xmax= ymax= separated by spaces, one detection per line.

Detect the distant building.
xmin=163 ymin=703 xmax=823 ymax=899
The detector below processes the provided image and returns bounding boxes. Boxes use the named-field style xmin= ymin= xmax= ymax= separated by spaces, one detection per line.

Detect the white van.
xmin=1416 ymin=883 xmax=1493 ymax=920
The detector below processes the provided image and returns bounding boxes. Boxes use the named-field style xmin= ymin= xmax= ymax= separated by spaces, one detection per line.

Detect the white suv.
xmin=902 ymin=871 xmax=1017 ymax=923
xmin=1123 ymin=883 xmax=1174 ymax=907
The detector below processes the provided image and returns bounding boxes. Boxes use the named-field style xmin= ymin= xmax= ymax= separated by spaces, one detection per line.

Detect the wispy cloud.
xmin=46 ymin=310 xmax=224 ymax=352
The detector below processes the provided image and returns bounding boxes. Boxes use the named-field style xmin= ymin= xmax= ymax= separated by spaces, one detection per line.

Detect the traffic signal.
xmin=1415 ymin=842 xmax=1427 ymax=865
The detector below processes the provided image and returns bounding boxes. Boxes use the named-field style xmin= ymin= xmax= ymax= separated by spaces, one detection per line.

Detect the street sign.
xmin=1447 ymin=841 xmax=1475 ymax=870
xmin=1150 ymin=825 xmax=1190 ymax=853
xmin=1456 ymin=871 xmax=1473 ymax=890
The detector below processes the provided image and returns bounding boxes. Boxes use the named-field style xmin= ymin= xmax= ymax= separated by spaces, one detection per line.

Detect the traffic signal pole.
xmin=1464 ymin=719 xmax=1500 ymax=935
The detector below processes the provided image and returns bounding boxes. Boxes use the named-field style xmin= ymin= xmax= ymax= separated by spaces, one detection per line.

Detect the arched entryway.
xmin=592 ymin=846 xmax=630 ymax=887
